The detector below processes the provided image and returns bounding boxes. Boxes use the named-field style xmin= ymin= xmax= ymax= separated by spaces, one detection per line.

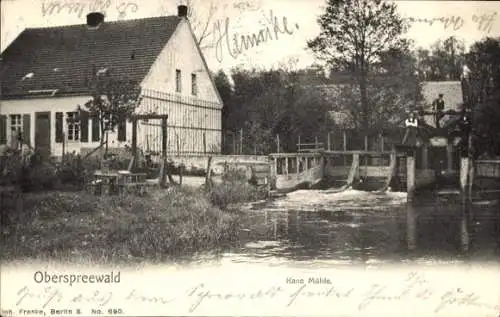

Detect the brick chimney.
xmin=178 ymin=5 xmax=188 ymax=18
xmin=87 ymin=12 xmax=104 ymax=28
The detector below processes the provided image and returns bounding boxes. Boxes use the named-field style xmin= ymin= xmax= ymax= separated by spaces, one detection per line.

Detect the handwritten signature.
xmin=12 ymin=272 xmax=500 ymax=314
xmin=212 ymin=10 xmax=299 ymax=63
xmin=406 ymin=12 xmax=498 ymax=33
xmin=41 ymin=0 xmax=139 ymax=19
xmin=233 ymin=0 xmax=262 ymax=12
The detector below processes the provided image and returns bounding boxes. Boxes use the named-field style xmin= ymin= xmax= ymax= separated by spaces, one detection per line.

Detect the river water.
xmin=2 ymin=189 xmax=499 ymax=317
xmin=211 ymin=189 xmax=500 ymax=267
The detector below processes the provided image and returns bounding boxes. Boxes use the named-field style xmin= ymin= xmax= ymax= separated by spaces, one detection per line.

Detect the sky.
xmin=1 ymin=0 xmax=499 ymax=72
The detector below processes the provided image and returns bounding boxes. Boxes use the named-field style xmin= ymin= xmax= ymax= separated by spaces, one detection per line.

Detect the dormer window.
xmin=176 ymin=69 xmax=181 ymax=92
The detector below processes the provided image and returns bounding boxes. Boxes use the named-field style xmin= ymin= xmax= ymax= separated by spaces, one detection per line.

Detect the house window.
xmin=176 ymin=69 xmax=182 ymax=92
xmin=9 ymin=114 xmax=22 ymax=142
xmin=191 ymin=73 xmax=197 ymax=96
xmin=66 ymin=112 xmax=80 ymax=141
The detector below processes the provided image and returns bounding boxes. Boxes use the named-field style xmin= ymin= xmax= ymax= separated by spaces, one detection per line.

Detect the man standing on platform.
xmin=432 ymin=93 xmax=445 ymax=128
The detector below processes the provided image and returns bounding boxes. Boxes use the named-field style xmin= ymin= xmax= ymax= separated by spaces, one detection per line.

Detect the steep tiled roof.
xmin=0 ymin=16 xmax=181 ymax=98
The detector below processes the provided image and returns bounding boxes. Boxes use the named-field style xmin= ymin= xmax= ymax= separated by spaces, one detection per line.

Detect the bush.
xmin=208 ymin=167 xmax=266 ymax=210
xmin=21 ymin=161 xmax=59 ymax=191
xmin=57 ymin=153 xmax=86 ymax=187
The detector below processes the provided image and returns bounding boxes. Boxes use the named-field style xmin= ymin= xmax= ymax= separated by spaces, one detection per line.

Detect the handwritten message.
xmin=41 ymin=0 xmax=139 ymax=19
xmin=406 ymin=11 xmax=498 ymax=33
xmin=212 ymin=10 xmax=299 ymax=63
xmin=3 ymin=271 xmax=500 ymax=316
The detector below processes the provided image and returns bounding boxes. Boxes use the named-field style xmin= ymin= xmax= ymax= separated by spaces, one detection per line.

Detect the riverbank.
xmin=0 ymin=183 xmax=263 ymax=264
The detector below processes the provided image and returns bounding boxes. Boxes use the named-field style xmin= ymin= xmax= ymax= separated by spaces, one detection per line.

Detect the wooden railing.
xmin=476 ymin=160 xmax=500 ymax=178
xmin=269 ymin=152 xmax=322 ymax=176
xmin=297 ymin=142 xmax=325 ymax=152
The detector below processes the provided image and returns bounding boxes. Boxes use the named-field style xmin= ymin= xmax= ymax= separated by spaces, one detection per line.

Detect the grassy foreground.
xmin=0 ymin=185 xmax=251 ymax=264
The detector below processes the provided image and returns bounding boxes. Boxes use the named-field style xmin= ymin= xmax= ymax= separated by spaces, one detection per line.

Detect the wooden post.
xmin=327 ymin=133 xmax=331 ymax=151
xmin=284 ymin=157 xmax=289 ymax=176
xmin=315 ymin=136 xmax=318 ymax=150
xmin=296 ymin=155 xmax=300 ymax=174
xmin=388 ymin=149 xmax=397 ymax=185
xmin=276 ymin=134 xmax=280 ymax=153
xmin=343 ymin=130 xmax=347 ymax=151
xmin=352 ymin=153 xmax=360 ymax=184
xmin=222 ymin=132 xmax=226 ymax=154
xmin=422 ymin=145 xmax=429 ymax=170
xmin=364 ymin=135 xmax=369 ymax=171
xmin=446 ymin=143 xmax=453 ymax=172
xmin=132 ymin=119 xmax=138 ymax=170
xmin=62 ymin=132 xmax=66 ymax=163
xmin=203 ymin=133 xmax=206 ymax=154
xmin=161 ymin=118 xmax=168 ymax=188
xmin=105 ymin=131 xmax=109 ymax=156
xmin=406 ymin=149 xmax=416 ymax=250
xmin=298 ymin=135 xmax=301 ymax=152
xmin=179 ymin=163 xmax=183 ymax=186
xmin=407 ymin=150 xmax=416 ymax=201
xmin=239 ymin=128 xmax=243 ymax=155
xmin=460 ymin=156 xmax=470 ymax=252
xmin=232 ymin=132 xmax=236 ymax=155
xmin=176 ymin=135 xmax=181 ymax=156
xmin=343 ymin=130 xmax=347 ymax=166
xmin=273 ymin=157 xmax=278 ymax=176
xmin=380 ymin=134 xmax=384 ymax=152
xmin=205 ymin=156 xmax=213 ymax=189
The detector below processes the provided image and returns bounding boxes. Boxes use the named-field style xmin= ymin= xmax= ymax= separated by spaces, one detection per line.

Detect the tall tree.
xmin=328 ymin=47 xmax=421 ymax=132
xmin=416 ymin=36 xmax=466 ymax=81
xmin=308 ymin=0 xmax=409 ymax=130
xmin=213 ymin=70 xmax=233 ymax=130
xmin=430 ymin=36 xmax=466 ymax=80
xmin=219 ymin=68 xmax=331 ymax=153
xmin=466 ymin=37 xmax=500 ymax=157
xmin=370 ymin=47 xmax=422 ymax=127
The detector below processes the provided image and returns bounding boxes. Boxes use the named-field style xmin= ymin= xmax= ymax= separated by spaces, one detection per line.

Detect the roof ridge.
xmin=24 ymin=15 xmax=179 ymax=30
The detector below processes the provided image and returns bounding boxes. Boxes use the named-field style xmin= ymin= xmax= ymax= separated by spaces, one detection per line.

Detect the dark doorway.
xmin=35 ymin=112 xmax=51 ymax=159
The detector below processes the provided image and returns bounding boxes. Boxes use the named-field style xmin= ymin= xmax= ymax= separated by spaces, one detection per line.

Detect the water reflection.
xmin=227 ymin=189 xmax=499 ymax=266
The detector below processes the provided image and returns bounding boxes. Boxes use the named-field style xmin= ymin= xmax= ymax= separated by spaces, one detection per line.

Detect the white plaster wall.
xmin=140 ymin=19 xmax=222 ymax=106
xmin=0 ymin=96 xmax=130 ymax=155
xmin=138 ymin=18 xmax=223 ymax=153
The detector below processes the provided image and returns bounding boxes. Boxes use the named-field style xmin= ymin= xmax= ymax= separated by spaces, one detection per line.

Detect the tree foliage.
xmin=214 ymin=68 xmax=331 ymax=154
xmin=415 ymin=36 xmax=466 ymax=81
xmin=83 ymin=68 xmax=141 ymax=148
xmin=466 ymin=37 xmax=500 ymax=157
xmin=308 ymin=0 xmax=410 ymax=130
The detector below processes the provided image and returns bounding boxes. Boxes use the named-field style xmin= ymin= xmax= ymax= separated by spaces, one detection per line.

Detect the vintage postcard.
xmin=1 ymin=0 xmax=499 ymax=316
